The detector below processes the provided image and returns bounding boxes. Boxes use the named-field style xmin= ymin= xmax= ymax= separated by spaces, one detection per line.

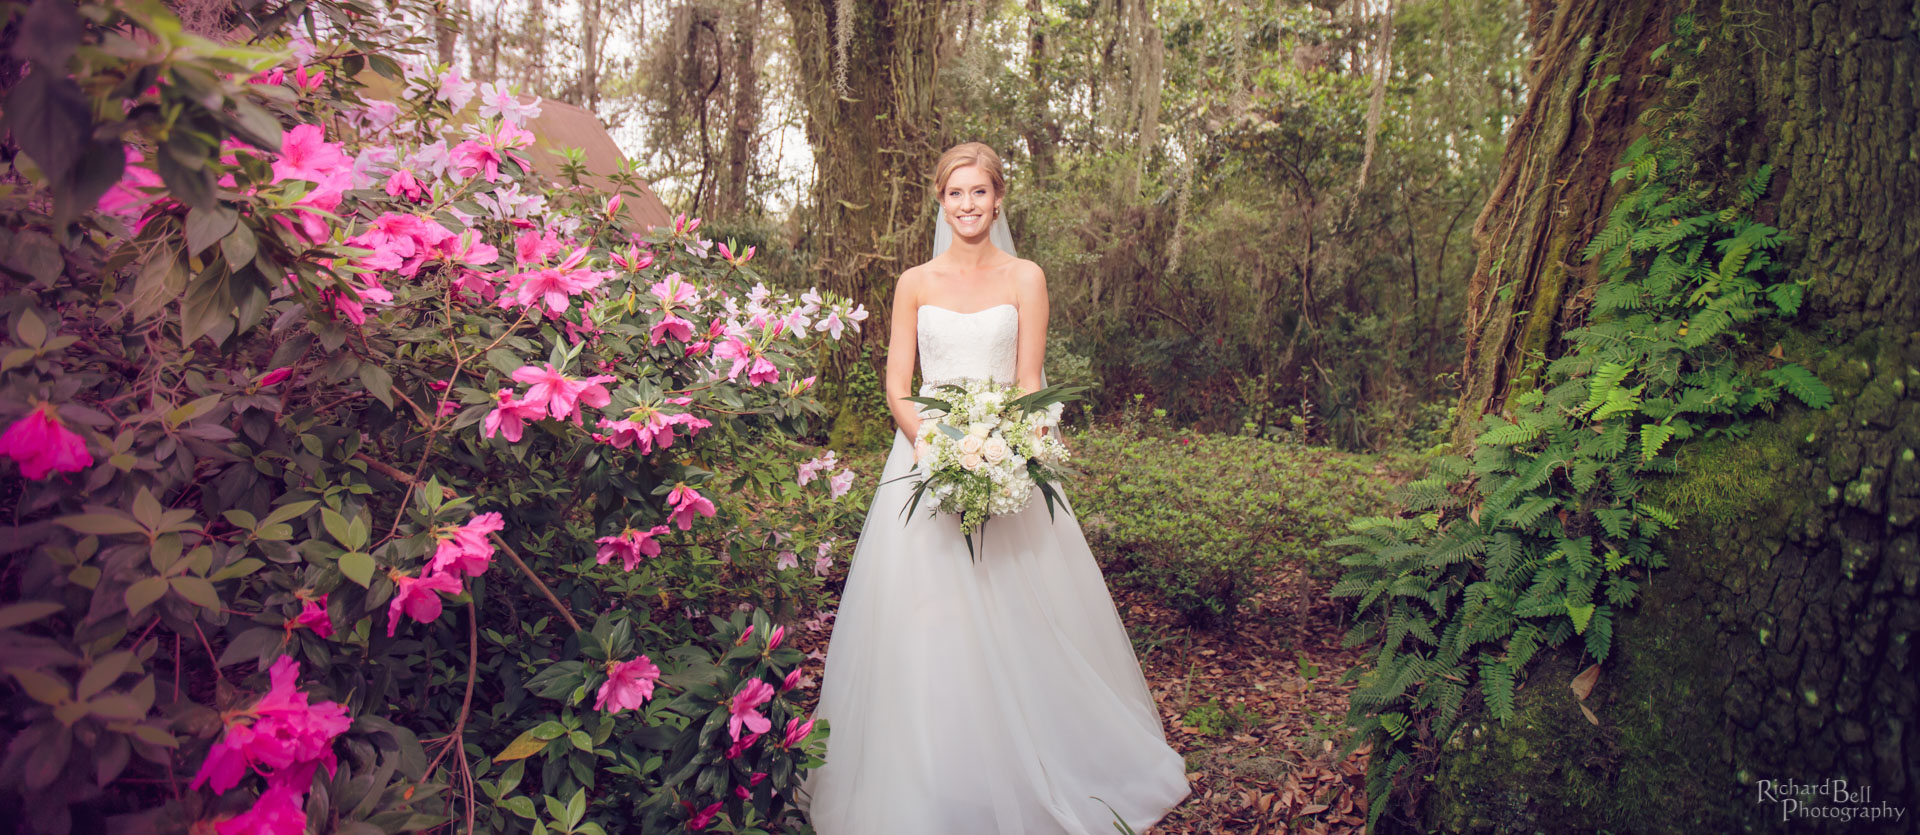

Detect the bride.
xmin=798 ymin=142 xmax=1191 ymax=833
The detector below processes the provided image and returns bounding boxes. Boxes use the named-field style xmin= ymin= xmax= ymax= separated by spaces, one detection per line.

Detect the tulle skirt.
xmin=798 ymin=429 xmax=1190 ymax=834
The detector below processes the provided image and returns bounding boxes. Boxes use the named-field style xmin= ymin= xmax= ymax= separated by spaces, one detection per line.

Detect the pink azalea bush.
xmin=0 ymin=2 xmax=848 ymax=833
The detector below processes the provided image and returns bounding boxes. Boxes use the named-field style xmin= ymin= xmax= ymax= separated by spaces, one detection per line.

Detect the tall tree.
xmin=1424 ymin=0 xmax=1918 ymax=829
xmin=782 ymin=0 xmax=951 ymax=441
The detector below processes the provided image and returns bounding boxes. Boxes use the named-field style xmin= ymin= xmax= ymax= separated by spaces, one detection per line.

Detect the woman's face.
xmin=940 ymin=163 xmax=1000 ymax=238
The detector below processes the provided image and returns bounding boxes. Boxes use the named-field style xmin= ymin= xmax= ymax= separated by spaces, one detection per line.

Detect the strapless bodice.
xmin=916 ymin=304 xmax=1021 ymax=396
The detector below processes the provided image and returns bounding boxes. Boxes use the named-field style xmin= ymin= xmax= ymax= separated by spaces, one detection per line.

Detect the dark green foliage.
xmin=1071 ymin=419 xmax=1388 ymax=628
xmin=1331 ymin=134 xmax=1832 ymax=829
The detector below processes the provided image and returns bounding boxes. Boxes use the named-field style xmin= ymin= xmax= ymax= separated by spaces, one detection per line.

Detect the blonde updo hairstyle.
xmin=932 ymin=141 xmax=1007 ymax=201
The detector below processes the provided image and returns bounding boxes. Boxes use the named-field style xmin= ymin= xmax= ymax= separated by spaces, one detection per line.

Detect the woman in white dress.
xmin=798 ymin=142 xmax=1191 ymax=834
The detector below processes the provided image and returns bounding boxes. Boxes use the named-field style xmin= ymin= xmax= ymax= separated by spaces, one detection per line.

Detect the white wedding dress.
xmin=799 ymin=303 xmax=1190 ymax=834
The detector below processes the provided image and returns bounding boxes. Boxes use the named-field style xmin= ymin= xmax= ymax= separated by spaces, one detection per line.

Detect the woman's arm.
xmin=884 ymin=269 xmax=923 ymax=440
xmin=1013 ymin=261 xmax=1049 ymax=396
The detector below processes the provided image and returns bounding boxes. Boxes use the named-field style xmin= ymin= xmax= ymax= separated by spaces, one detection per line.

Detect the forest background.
xmin=416 ymin=0 xmax=1526 ymax=452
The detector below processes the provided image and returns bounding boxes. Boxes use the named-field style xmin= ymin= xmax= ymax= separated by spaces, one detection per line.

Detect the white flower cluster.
xmin=908 ymin=378 xmax=1072 ymax=537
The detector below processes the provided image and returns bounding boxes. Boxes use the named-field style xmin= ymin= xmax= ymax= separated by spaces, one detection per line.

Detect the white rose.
xmin=968 ymin=422 xmax=992 ymax=439
xmin=959 ymin=452 xmax=984 ymax=471
xmin=958 ymin=434 xmax=984 ymax=455
xmin=913 ymin=438 xmax=932 ymax=464
xmin=982 ymin=437 xmax=1010 ymax=464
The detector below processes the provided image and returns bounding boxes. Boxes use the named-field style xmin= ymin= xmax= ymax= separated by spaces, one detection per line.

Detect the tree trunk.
xmin=579 ymin=0 xmax=601 ymax=110
xmin=718 ymin=0 xmax=763 ymax=219
xmin=1021 ymin=0 xmax=1052 ymax=185
xmin=1425 ymin=0 xmax=1919 ymax=830
xmin=782 ymin=0 xmax=949 ymax=444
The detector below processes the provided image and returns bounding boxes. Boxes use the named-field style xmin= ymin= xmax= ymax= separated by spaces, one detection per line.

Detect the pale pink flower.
xmin=483 ymin=389 xmax=545 ymax=442
xmin=665 ymin=483 xmax=716 ymax=531
xmin=815 ymin=311 xmax=847 ymax=340
xmin=438 ymin=68 xmax=477 ymax=110
xmin=649 ymin=314 xmax=694 ymax=346
xmin=594 ymin=655 xmax=661 ymax=714
xmin=829 ymin=469 xmax=855 ymax=499
xmin=0 ymin=402 xmax=92 ymax=480
xmin=385 ymin=570 xmax=462 ymax=637
xmin=510 ymin=364 xmax=615 ymax=422
xmin=594 ymin=524 xmax=670 ymax=571
xmin=796 ymin=450 xmax=837 ymax=486
xmin=650 ymin=273 xmax=698 ymax=308
xmin=727 ymin=679 xmax=775 ymax=741
xmin=774 ymin=551 xmax=798 ymax=571
xmin=477 ymin=81 xmax=542 ymax=124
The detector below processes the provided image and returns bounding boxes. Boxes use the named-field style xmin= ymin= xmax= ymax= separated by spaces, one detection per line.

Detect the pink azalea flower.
xmin=189 ymin=657 xmax=351 ymax=795
xmin=321 ymin=279 xmax=393 ymax=325
xmin=430 ymin=512 xmax=502 ymax=578
xmin=0 ymin=402 xmax=92 ymax=480
xmin=449 ymin=139 xmax=505 ymax=183
xmin=438 ymin=68 xmax=477 ymax=110
xmin=829 ymin=469 xmax=855 ymax=499
xmin=293 ymin=595 xmax=333 ymax=639
xmin=513 ymin=228 xmax=565 ymax=265
xmin=347 ymin=212 xmax=456 ymax=278
xmin=796 ymin=451 xmax=837 ymax=486
xmin=213 ymin=779 xmax=307 ymax=835
xmin=483 ymin=388 xmax=545 ymax=442
xmin=781 ymin=715 xmax=815 ymax=748
xmin=727 ymin=679 xmax=775 ymax=741
xmin=682 ymin=800 xmax=722 ymax=830
xmin=610 ymin=246 xmax=654 ymax=272
xmin=271 ymin=125 xmax=351 ymax=184
xmin=651 ymin=273 xmax=698 ymax=308
xmin=665 ymin=483 xmax=716 ymax=531
xmin=385 ymin=570 xmax=462 ymax=637
xmin=594 ymin=524 xmax=670 ymax=571
xmin=258 ymin=367 xmax=294 ymax=387
xmin=780 ymin=668 xmax=802 ymax=692
xmin=785 ymin=375 xmax=818 ymax=397
xmin=510 ymin=364 xmax=615 ymax=422
xmin=594 ymin=655 xmax=661 ymax=714
xmin=498 ymin=267 xmax=606 ymax=315
xmin=97 ymin=146 xmax=166 ymax=229
xmin=767 ymin=625 xmax=785 ymax=650
xmin=287 ymin=65 xmax=325 ymax=93
xmin=815 ymin=311 xmax=847 ymax=340
xmin=774 ymin=550 xmax=798 ymax=571
xmin=650 ymin=314 xmax=694 ymax=346
xmin=724 ymin=729 xmax=762 ymax=761
xmin=813 ymin=553 xmax=834 ymax=577
xmin=383 ymin=168 xmax=424 ymax=201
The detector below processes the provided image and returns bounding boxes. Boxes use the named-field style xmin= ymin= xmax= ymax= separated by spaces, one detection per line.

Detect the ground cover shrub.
xmin=1070 ymin=421 xmax=1387 ymax=628
xmin=0 ymin=1 xmax=872 ymax=832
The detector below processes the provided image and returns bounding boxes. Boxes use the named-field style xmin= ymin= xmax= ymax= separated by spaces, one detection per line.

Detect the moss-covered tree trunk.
xmin=1428 ymin=0 xmax=1918 ymax=831
xmin=782 ymin=0 xmax=949 ymax=445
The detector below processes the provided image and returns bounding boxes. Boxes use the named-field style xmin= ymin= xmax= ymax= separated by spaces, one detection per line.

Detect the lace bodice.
xmin=916 ymin=304 xmax=1022 ymax=396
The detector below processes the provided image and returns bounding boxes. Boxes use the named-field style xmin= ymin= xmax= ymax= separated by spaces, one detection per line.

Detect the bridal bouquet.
xmin=884 ymin=379 xmax=1086 ymax=559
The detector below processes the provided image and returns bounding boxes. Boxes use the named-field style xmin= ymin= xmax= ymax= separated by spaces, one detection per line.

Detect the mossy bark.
xmin=782 ymin=0 xmax=950 ymax=444
xmin=1426 ymin=1 xmax=1919 ymax=831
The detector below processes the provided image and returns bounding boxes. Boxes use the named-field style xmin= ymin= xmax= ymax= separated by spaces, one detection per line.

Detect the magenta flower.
xmin=610 ymin=246 xmax=654 ymax=272
xmin=293 ymin=595 xmax=333 ymax=639
xmin=385 ymin=570 xmax=462 ymax=637
xmin=510 ymin=364 xmax=615 ymax=423
xmin=449 ymin=139 xmax=506 ymax=183
xmin=682 ymin=800 xmax=722 ymax=830
xmin=0 ymin=402 xmax=92 ymax=480
xmin=665 ymin=483 xmax=716 ymax=531
xmin=287 ymin=65 xmax=325 ymax=93
xmin=347 ymin=212 xmax=455 ymax=278
xmin=606 ymin=194 xmax=622 ymax=215
xmin=271 ymin=125 xmax=351 ymax=184
xmin=513 ymin=228 xmax=564 ymax=265
xmin=97 ymin=146 xmax=166 ymax=229
xmin=430 ymin=512 xmax=503 ymax=578
xmin=483 ymin=388 xmax=546 ymax=442
xmin=594 ymin=655 xmax=661 ymax=714
xmin=498 ymin=267 xmax=606 ymax=315
xmin=439 ymin=228 xmax=500 ymax=268
xmin=723 ymin=730 xmax=761 ymax=760
xmin=650 ymin=314 xmax=694 ymax=346
xmin=781 ymin=715 xmax=815 ymax=748
xmin=594 ymin=524 xmax=670 ymax=571
xmin=780 ymin=668 xmax=802 ymax=692
xmin=258 ymin=367 xmax=294 ymax=387
xmin=767 ymin=625 xmax=785 ymax=650
xmin=189 ymin=657 xmax=351 ymax=796
xmin=727 ymin=679 xmax=775 ymax=741
xmin=213 ymin=779 xmax=307 ymax=835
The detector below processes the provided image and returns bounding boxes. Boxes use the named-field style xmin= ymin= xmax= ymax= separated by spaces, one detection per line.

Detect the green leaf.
xmin=358 ymin=364 xmax=395 ymax=409
xmin=184 ymin=206 xmax=239 ymax=258
xmin=493 ymin=730 xmax=551 ymax=763
xmin=499 ymin=795 xmax=538 ymax=819
xmin=56 ymin=512 xmax=145 ymax=536
xmin=220 ymin=222 xmax=258 ymax=270
xmin=0 ymin=601 xmax=65 ymax=632
xmin=209 ymin=558 xmax=265 ymax=582
xmin=124 ymin=577 xmax=169 ymax=617
xmin=170 ymin=577 xmax=221 ymax=611
xmin=8 ymin=667 xmax=70 ymax=706
xmin=338 ymin=551 xmax=376 ymax=588
xmin=13 ymin=309 xmax=48 ymax=349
